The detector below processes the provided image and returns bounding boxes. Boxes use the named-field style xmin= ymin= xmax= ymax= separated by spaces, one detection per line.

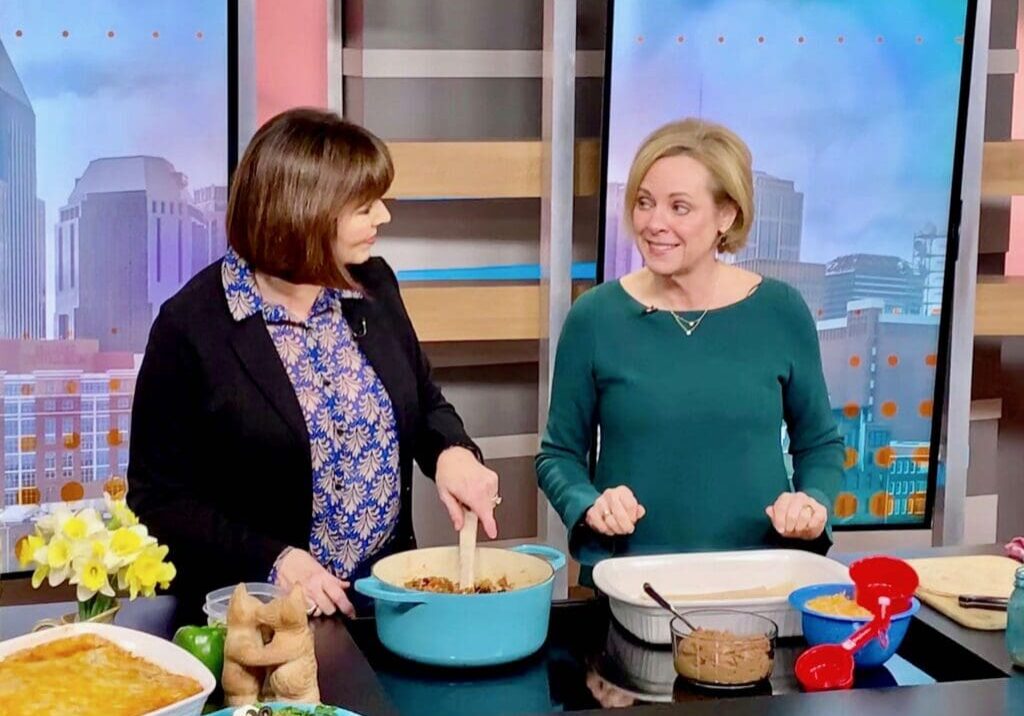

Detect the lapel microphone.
xmin=353 ymin=317 xmax=368 ymax=337
xmin=642 ymin=305 xmax=658 ymax=315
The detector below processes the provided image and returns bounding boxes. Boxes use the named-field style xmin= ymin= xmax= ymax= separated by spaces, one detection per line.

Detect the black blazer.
xmin=126 ymin=257 xmax=480 ymax=615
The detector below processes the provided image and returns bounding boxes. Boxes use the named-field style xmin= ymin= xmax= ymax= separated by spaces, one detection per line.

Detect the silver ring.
xmin=492 ymin=494 xmax=502 ymax=506
xmin=602 ymin=510 xmax=612 ymax=518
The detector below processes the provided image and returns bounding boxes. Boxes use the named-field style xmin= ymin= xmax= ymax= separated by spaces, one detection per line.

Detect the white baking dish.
xmin=0 ymin=622 xmax=217 ymax=716
xmin=593 ymin=549 xmax=851 ymax=644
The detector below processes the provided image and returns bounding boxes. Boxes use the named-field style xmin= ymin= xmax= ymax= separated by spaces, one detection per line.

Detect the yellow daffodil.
xmin=26 ymin=501 xmax=175 ymax=610
xmin=121 ymin=544 xmax=174 ymax=600
xmin=108 ymin=526 xmax=154 ymax=568
xmin=60 ymin=508 xmax=104 ymax=541
xmin=15 ymin=532 xmax=44 ymax=568
xmin=31 ymin=563 xmax=49 ymax=589
xmin=105 ymin=495 xmax=139 ymax=528
xmin=41 ymin=535 xmax=74 ymax=587
xmin=70 ymin=555 xmax=115 ymax=602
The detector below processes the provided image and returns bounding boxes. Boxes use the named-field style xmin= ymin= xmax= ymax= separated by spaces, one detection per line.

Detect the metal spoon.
xmin=642 ymin=582 xmax=698 ymax=631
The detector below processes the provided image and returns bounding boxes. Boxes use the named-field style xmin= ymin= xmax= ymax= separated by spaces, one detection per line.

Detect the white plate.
xmin=593 ymin=549 xmax=851 ymax=644
xmin=0 ymin=622 xmax=217 ymax=716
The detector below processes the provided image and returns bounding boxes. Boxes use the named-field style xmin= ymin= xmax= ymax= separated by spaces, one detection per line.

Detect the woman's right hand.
xmin=585 ymin=486 xmax=646 ymax=536
xmin=274 ymin=548 xmax=355 ymax=618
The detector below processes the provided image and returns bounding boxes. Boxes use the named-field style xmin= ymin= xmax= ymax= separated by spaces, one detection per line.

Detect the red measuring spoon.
xmin=795 ymin=556 xmax=920 ymax=692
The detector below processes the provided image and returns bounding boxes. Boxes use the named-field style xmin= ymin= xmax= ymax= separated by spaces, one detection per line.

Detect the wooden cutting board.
xmin=906 ymin=555 xmax=1020 ymax=630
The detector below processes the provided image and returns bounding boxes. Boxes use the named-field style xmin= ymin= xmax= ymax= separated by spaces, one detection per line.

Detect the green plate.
xmin=204 ymin=703 xmax=362 ymax=716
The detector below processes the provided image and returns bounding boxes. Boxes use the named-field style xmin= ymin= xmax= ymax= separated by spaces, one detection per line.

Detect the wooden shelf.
xmin=969 ymin=398 xmax=1003 ymax=422
xmin=401 ymin=284 xmax=540 ymax=342
xmin=401 ymin=281 xmax=594 ymax=344
xmin=982 ymin=141 xmax=1024 ymax=197
xmin=385 ymin=139 xmax=1015 ymax=199
xmin=385 ymin=140 xmax=600 ymax=199
xmin=403 ymin=277 xmax=1022 ymax=344
xmin=975 ymin=276 xmax=1024 ymax=336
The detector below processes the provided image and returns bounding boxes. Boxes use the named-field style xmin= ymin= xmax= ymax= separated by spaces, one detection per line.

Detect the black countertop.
xmin=310 ymin=544 xmax=1024 ymax=716
xmin=3 ymin=544 xmax=1022 ymax=715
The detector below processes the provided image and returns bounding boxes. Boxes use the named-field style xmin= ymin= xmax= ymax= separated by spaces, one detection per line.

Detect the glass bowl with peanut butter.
xmin=671 ymin=610 xmax=777 ymax=690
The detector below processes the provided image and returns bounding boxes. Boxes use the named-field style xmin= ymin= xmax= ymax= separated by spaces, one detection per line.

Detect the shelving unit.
xmin=974 ymin=276 xmax=1024 ymax=336
xmin=981 ymin=140 xmax=1024 ymax=196
xmin=385 ymin=140 xmax=601 ymax=199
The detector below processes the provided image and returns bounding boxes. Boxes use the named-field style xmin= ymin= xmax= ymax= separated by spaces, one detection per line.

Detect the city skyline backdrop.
xmin=0 ymin=3 xmax=229 ymax=569
xmin=0 ymin=2 xmax=229 ymax=338
xmin=606 ymin=0 xmax=968 ymax=265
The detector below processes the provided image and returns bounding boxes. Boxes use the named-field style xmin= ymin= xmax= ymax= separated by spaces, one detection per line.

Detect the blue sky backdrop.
xmin=607 ymin=0 xmax=969 ymax=262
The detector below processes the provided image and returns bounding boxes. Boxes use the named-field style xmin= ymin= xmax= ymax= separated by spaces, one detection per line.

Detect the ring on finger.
xmin=491 ymin=494 xmax=503 ymax=506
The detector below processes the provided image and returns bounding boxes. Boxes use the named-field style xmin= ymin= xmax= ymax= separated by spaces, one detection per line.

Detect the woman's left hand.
xmin=765 ymin=491 xmax=827 ymax=540
xmin=435 ymin=447 xmax=500 ymax=539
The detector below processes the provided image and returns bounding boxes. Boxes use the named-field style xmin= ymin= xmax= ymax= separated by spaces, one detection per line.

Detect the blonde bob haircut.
xmin=624 ymin=118 xmax=754 ymax=254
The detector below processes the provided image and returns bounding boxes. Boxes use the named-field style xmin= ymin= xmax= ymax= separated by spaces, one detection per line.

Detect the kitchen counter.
xmin=2 ymin=544 xmax=1021 ymax=715
xmin=314 ymin=544 xmax=1024 ymax=716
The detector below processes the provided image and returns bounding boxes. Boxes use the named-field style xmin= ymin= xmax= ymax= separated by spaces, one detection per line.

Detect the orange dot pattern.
xmin=887 ymin=355 xmax=899 ymax=367
xmin=880 ymin=401 xmax=898 ymax=419
xmin=843 ymin=403 xmax=860 ymax=419
xmin=925 ymin=354 xmax=937 ymax=367
xmin=60 ymin=481 xmax=84 ymax=502
xmin=919 ymin=400 xmax=933 ymax=418
xmin=874 ymin=446 xmax=895 ymax=469
xmin=908 ymin=491 xmax=928 ymax=516
xmin=843 ymin=447 xmax=859 ymax=470
xmin=104 ymin=476 xmax=128 ymax=500
xmin=834 ymin=492 xmax=858 ymax=518
xmin=849 ymin=355 xmax=861 ymax=367
xmin=912 ymin=447 xmax=930 ymax=466
xmin=869 ymin=491 xmax=895 ymax=518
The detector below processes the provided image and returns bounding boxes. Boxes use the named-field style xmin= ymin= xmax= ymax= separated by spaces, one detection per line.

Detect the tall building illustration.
xmin=54 ymin=156 xmax=202 ymax=352
xmin=194 ymin=185 xmax=228 ymax=264
xmin=823 ymin=254 xmax=924 ymax=319
xmin=818 ymin=300 xmax=939 ymax=523
xmin=735 ymin=172 xmax=804 ymax=263
xmin=913 ymin=224 xmax=948 ymax=316
xmin=0 ymin=39 xmax=44 ymax=339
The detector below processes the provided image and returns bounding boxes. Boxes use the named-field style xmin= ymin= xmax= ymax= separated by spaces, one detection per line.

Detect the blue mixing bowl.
xmin=788 ymin=583 xmax=920 ymax=668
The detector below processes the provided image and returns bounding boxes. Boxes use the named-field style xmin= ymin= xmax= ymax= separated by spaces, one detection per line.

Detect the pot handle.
xmin=353 ymin=576 xmax=431 ymax=604
xmin=511 ymin=544 xmax=567 ymax=573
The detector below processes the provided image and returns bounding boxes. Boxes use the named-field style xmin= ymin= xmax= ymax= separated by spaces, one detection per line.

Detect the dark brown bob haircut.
xmin=227 ymin=107 xmax=394 ymax=289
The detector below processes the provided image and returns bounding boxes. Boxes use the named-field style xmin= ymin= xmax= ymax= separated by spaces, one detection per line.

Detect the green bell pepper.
xmin=172 ymin=624 xmax=226 ymax=680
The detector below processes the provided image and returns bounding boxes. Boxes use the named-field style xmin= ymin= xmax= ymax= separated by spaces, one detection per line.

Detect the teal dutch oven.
xmin=355 ymin=544 xmax=566 ymax=667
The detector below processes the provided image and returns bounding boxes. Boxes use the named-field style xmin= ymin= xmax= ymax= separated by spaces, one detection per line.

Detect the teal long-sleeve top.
xmin=536 ymin=277 xmax=844 ymax=569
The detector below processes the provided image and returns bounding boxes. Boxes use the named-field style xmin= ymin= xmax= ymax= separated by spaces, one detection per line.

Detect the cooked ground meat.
xmin=404 ymin=575 xmax=514 ymax=594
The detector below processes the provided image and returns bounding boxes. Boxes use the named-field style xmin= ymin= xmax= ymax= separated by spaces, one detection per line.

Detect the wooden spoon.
xmin=459 ymin=508 xmax=479 ymax=592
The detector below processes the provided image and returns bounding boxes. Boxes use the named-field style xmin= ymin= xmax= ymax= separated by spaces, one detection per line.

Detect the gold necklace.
xmin=668 ymin=267 xmax=719 ymax=337
xmin=670 ymin=308 xmax=710 ymax=336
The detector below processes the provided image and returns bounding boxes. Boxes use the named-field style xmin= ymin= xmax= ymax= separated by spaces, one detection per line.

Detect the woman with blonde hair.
xmin=537 ymin=119 xmax=843 ymax=576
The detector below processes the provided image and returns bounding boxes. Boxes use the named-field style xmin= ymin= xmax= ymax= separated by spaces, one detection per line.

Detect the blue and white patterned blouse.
xmin=222 ymin=248 xmax=401 ymax=580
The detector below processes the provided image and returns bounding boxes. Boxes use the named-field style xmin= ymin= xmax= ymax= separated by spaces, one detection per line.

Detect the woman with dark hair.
xmin=128 ymin=108 xmax=500 ymax=619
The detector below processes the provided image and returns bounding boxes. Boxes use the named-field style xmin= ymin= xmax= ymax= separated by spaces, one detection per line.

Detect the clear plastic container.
xmin=203 ymin=582 xmax=282 ymax=626
xmin=671 ymin=609 xmax=777 ymax=689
